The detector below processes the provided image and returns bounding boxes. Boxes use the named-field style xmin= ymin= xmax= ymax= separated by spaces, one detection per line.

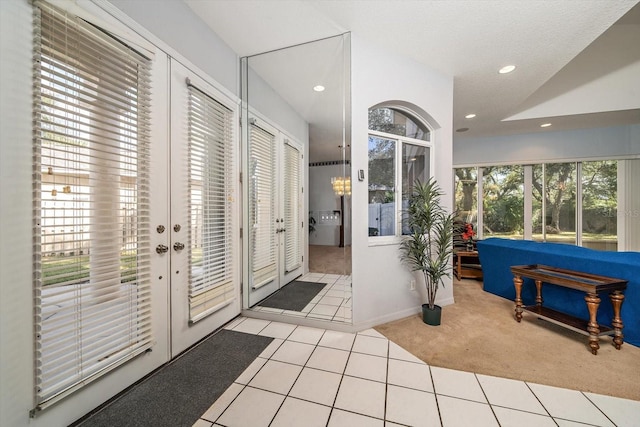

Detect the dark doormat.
xmin=257 ymin=280 xmax=326 ymax=311
xmin=73 ymin=329 xmax=273 ymax=427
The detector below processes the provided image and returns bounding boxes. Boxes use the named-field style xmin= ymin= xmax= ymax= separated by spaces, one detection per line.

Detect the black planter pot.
xmin=422 ymin=304 xmax=442 ymax=326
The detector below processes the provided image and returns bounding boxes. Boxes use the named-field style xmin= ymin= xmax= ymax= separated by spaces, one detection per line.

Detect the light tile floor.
xmin=194 ymin=317 xmax=640 ymax=427
xmin=250 ymin=273 xmax=352 ymax=323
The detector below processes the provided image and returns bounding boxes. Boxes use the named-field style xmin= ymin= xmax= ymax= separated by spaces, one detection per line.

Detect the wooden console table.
xmin=455 ymin=251 xmax=483 ymax=280
xmin=510 ymin=264 xmax=626 ymax=355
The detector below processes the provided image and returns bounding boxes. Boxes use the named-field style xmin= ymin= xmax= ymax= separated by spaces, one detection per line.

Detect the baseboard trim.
xmin=242 ymin=295 xmax=456 ymax=334
xmin=351 ymin=296 xmax=455 ymax=331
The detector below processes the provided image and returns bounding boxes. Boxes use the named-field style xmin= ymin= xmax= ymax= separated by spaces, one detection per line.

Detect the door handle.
xmin=173 ymin=242 xmax=185 ymax=251
xmin=156 ymin=244 xmax=169 ymax=254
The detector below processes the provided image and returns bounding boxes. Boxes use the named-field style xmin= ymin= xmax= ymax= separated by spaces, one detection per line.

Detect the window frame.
xmin=368 ymin=127 xmax=434 ymax=246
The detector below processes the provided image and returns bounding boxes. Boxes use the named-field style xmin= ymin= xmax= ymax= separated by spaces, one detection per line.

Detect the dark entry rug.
xmin=257 ymin=280 xmax=326 ymax=311
xmin=73 ymin=328 xmax=273 ymax=427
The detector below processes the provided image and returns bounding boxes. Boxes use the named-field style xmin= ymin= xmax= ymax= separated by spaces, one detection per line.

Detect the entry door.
xmin=247 ymin=122 xmax=304 ymax=307
xmin=169 ymin=61 xmax=240 ymax=356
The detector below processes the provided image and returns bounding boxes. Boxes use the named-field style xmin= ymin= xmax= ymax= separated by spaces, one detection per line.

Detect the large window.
xmin=454 ymin=167 xmax=478 ymax=227
xmin=33 ymin=0 xmax=152 ymax=409
xmin=483 ymin=165 xmax=524 ymax=239
xmin=454 ymin=160 xmax=618 ymax=251
xmin=368 ymin=107 xmax=432 ymax=239
xmin=533 ymin=163 xmax=577 ymax=245
xmin=582 ymin=161 xmax=617 ymax=251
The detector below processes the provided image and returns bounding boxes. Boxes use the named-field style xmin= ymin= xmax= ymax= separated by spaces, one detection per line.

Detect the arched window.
xmin=368 ymin=106 xmax=433 ymax=239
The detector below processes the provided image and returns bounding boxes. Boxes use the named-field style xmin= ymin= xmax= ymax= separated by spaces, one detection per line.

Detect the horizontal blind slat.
xmin=33 ymin=0 xmax=152 ymax=409
xmin=187 ymin=85 xmax=235 ymax=323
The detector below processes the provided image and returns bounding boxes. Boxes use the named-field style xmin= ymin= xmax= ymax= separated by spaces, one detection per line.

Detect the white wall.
xmin=453 ymin=124 xmax=640 ymax=166
xmin=108 ymin=0 xmax=239 ymax=96
xmin=350 ymin=35 xmax=455 ymax=328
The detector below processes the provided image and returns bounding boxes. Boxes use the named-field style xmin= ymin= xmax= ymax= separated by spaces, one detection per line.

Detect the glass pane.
xmin=454 ymin=167 xmax=478 ymax=225
xmin=368 ymin=135 xmax=395 ymax=236
xmin=582 ymin=160 xmax=617 ymax=251
xmin=537 ymin=163 xmax=577 ymax=245
xmin=402 ymin=143 xmax=430 ymax=234
xmin=454 ymin=167 xmax=478 ymax=250
xmin=368 ymin=108 xmax=430 ymax=141
xmin=483 ymin=165 xmax=524 ymax=239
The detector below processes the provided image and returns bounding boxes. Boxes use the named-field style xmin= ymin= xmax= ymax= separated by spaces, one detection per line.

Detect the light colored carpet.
xmin=375 ymin=278 xmax=640 ymax=401
xmin=309 ymin=245 xmax=351 ymax=275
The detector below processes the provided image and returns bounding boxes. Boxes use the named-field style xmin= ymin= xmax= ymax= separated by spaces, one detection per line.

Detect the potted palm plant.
xmin=400 ymin=178 xmax=455 ymax=325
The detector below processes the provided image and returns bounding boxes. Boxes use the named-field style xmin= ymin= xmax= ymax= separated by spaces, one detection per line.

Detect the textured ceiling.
xmin=186 ymin=0 xmax=640 ymax=161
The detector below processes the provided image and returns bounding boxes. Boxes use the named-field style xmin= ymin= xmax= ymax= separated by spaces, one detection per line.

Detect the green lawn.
xmin=42 ymin=253 xmax=139 ymax=286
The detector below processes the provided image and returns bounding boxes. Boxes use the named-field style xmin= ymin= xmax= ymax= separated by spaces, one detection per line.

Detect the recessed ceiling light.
xmin=465 ymin=113 xmax=476 ymax=119
xmin=456 ymin=127 xmax=469 ymax=133
xmin=313 ymin=85 xmax=325 ymax=92
xmin=498 ymin=65 xmax=516 ymax=74
xmin=540 ymin=123 xmax=552 ymax=128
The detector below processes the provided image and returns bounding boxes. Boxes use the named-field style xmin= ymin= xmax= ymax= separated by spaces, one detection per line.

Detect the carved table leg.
xmin=535 ymin=280 xmax=543 ymax=307
xmin=513 ymin=274 xmax=523 ymax=322
xmin=610 ymin=291 xmax=625 ymax=350
xmin=585 ymin=293 xmax=601 ymax=355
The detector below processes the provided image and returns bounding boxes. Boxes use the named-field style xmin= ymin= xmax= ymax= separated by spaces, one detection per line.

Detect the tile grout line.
xmin=430 ymin=363 xmax=444 ymax=427
xmin=473 ymin=372 xmax=501 ymax=426
xmin=489 ymin=403 xmax=562 ymax=424
xmin=581 ymin=391 xmax=618 ymax=427
xmin=325 ymin=327 xmax=358 ymax=426
xmin=264 ymin=324 xmax=342 ymax=426
xmin=524 ymin=381 xmax=558 ymax=424
xmin=383 ymin=338 xmax=390 ymax=424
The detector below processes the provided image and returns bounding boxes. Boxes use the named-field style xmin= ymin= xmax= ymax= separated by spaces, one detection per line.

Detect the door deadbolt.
xmin=156 ymin=244 xmax=169 ymax=254
xmin=173 ymin=242 xmax=185 ymax=251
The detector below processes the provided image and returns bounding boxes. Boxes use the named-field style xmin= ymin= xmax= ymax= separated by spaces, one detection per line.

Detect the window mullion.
xmin=396 ymin=139 xmax=403 ymax=237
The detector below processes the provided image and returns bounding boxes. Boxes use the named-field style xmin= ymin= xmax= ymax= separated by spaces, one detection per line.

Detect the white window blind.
xmin=32 ymin=0 xmax=152 ymax=411
xmin=187 ymin=83 xmax=235 ymax=323
xmin=284 ymin=142 xmax=302 ymax=272
xmin=249 ymin=123 xmax=277 ymax=288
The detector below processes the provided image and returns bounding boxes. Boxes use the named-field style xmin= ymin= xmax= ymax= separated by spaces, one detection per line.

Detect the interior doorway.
xmin=240 ymin=33 xmax=352 ymax=324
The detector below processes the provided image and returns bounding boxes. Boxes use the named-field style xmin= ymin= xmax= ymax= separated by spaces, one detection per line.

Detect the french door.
xmin=29 ymin=2 xmax=239 ymax=421
xmin=169 ymin=61 xmax=240 ymax=356
xmin=247 ymin=120 xmax=304 ymax=307
xmin=280 ymin=138 xmax=304 ymax=287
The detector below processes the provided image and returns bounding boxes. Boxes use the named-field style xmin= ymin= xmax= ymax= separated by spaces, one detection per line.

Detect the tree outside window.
xmin=483 ymin=165 xmax=524 ymax=239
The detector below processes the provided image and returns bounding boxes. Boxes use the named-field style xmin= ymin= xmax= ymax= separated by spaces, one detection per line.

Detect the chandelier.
xmin=331 ymin=176 xmax=351 ymax=196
